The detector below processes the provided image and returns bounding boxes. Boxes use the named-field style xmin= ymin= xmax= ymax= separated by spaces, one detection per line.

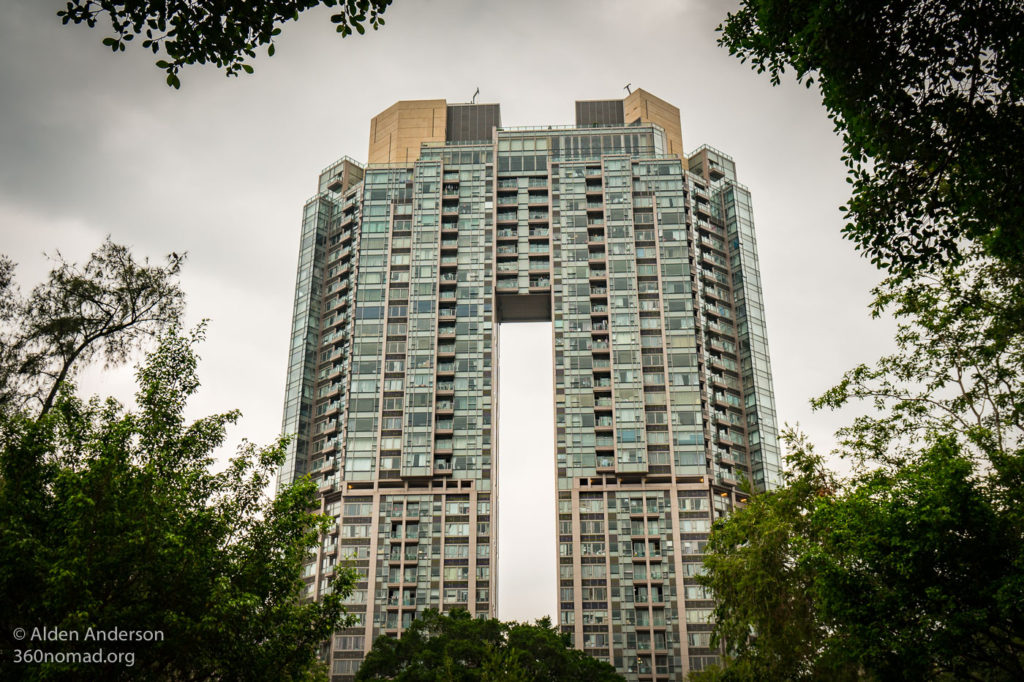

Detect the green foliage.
xmin=58 ymin=0 xmax=394 ymax=87
xmin=0 ymin=326 xmax=356 ymax=680
xmin=0 ymin=245 xmax=355 ymax=680
xmin=696 ymin=252 xmax=1024 ymax=680
xmin=0 ymin=239 xmax=184 ymax=417
xmin=699 ymin=430 xmax=1024 ymax=681
xmin=695 ymin=430 xmax=858 ymax=681
xmin=809 ymin=436 xmax=1023 ymax=680
xmin=711 ymin=6 xmax=1024 ymax=675
xmin=355 ymin=608 xmax=624 ymax=681
xmin=719 ymin=1 xmax=1024 ymax=273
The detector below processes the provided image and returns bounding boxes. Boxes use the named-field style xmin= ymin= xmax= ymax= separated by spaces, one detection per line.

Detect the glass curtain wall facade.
xmin=280 ymin=92 xmax=780 ymax=681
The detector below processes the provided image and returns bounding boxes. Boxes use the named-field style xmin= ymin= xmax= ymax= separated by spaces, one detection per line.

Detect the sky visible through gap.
xmin=497 ymin=322 xmax=557 ymax=624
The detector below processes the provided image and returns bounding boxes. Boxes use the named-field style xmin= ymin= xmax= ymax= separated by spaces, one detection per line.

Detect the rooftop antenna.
xmin=624 ymin=83 xmax=632 ymax=95
xmin=471 ymin=87 xmax=480 ymax=104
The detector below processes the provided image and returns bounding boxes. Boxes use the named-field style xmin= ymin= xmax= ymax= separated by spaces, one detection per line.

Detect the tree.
xmin=698 ymin=430 xmax=1024 ymax=681
xmin=718 ymin=1 xmax=1024 ymax=273
xmin=807 ymin=436 xmax=1023 ymax=680
xmin=355 ymin=608 xmax=624 ymax=681
xmin=0 ymin=239 xmax=184 ymax=417
xmin=0 ymin=244 xmax=355 ymax=679
xmin=0 ymin=325 xmax=356 ymax=681
xmin=58 ymin=0 xmax=394 ymax=88
xmin=694 ymin=251 xmax=1024 ymax=680
xmin=696 ymin=430 xmax=858 ymax=681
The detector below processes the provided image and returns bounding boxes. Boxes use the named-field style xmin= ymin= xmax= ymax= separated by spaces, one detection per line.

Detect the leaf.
xmin=241 ymin=64 xmax=253 ymax=74
xmin=166 ymin=72 xmax=180 ymax=89
xmin=267 ymin=44 xmax=275 ymax=57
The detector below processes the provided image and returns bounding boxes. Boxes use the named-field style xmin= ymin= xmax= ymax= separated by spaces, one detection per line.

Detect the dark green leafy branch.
xmin=718 ymin=1 xmax=1024 ymax=274
xmin=57 ymin=0 xmax=394 ymax=88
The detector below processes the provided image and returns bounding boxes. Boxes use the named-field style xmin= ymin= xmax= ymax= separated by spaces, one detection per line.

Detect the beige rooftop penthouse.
xmin=367 ymin=89 xmax=683 ymax=165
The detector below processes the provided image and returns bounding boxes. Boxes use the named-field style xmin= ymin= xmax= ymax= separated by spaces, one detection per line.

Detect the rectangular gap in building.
xmin=496 ymin=321 xmax=556 ymax=623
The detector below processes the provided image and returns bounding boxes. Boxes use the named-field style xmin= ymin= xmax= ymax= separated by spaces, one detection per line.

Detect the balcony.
xmin=529 ymin=277 xmax=550 ymax=289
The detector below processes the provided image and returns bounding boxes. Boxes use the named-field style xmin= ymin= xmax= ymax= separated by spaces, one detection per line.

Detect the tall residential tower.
xmin=280 ymin=91 xmax=780 ymax=681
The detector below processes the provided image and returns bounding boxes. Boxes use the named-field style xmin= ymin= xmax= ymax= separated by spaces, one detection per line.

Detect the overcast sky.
xmin=1 ymin=0 xmax=895 ymax=623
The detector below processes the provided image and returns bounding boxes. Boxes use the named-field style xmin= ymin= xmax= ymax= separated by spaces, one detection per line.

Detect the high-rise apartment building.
xmin=279 ymin=90 xmax=780 ymax=680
